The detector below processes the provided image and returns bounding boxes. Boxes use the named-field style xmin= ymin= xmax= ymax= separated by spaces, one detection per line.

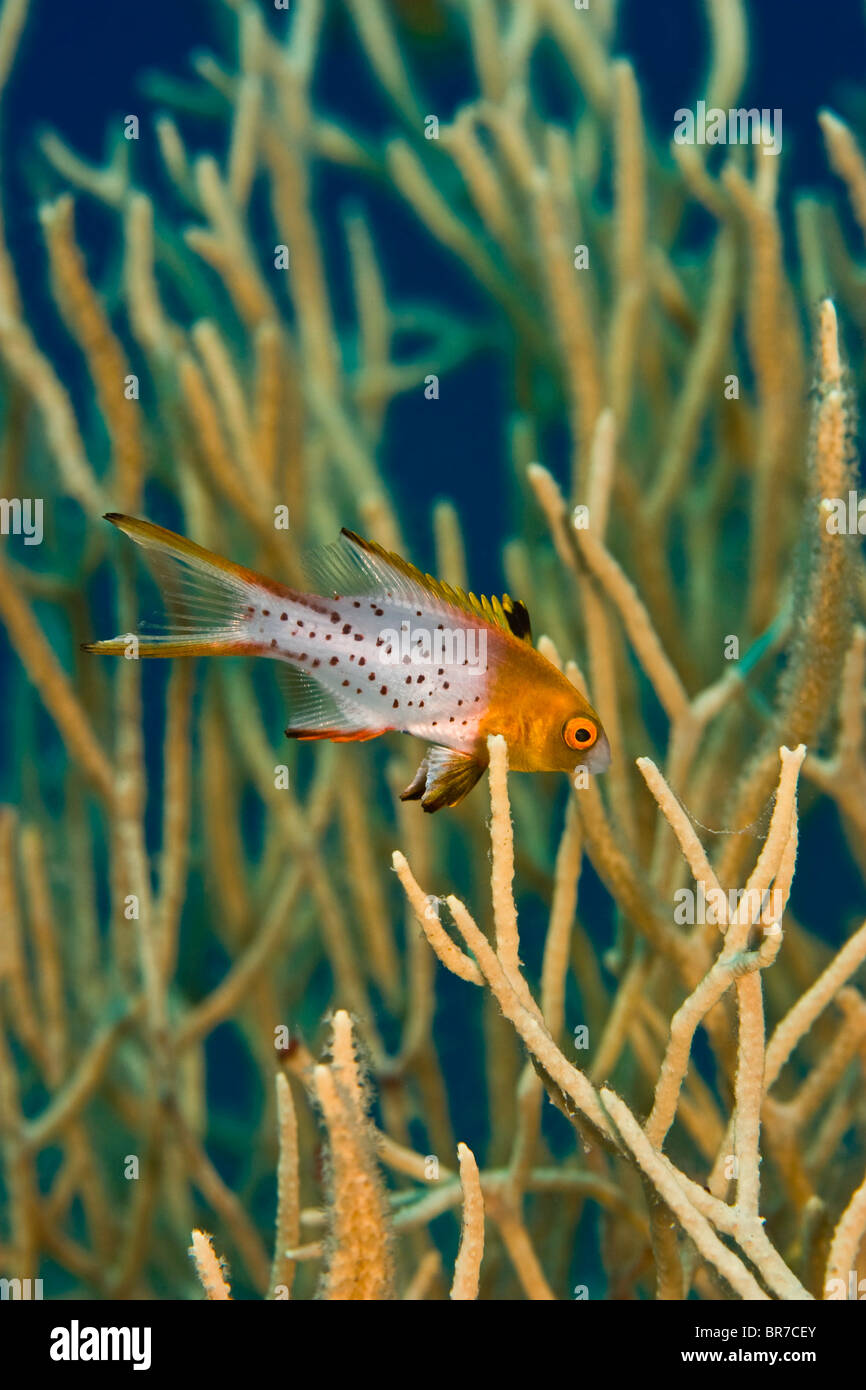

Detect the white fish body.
xmin=84 ymin=516 xmax=608 ymax=811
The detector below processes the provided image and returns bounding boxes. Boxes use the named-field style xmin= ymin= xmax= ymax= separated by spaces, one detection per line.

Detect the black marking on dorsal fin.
xmin=338 ymin=530 xmax=534 ymax=642
xmin=500 ymin=595 xmax=532 ymax=644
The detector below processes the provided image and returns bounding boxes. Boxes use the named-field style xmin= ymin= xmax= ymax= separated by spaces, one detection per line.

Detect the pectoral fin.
xmin=400 ymin=745 xmax=486 ymax=813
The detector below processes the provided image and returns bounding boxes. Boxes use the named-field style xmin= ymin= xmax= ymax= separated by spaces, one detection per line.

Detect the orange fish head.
xmin=563 ymin=709 xmax=611 ymax=776
xmin=543 ymin=695 xmax=611 ymax=777
xmin=512 ymin=678 xmax=609 ymax=776
xmin=485 ymin=648 xmax=611 ymax=776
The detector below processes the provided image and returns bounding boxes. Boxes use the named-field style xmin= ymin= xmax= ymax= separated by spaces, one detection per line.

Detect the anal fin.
xmin=279 ymin=664 xmax=390 ymax=744
xmin=287 ymin=726 xmax=387 ymax=743
xmin=400 ymin=745 xmax=486 ymax=813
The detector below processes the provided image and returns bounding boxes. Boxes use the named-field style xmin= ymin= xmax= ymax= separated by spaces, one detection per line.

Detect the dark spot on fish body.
xmin=417 ymin=675 xmax=425 ymax=684
xmin=380 ymin=686 xmax=388 ymax=695
xmin=358 ymin=657 xmax=366 ymax=666
xmin=354 ymin=634 xmax=363 ymax=641
xmin=342 ymin=624 xmax=351 ymax=634
xmin=393 ymin=699 xmax=399 ymax=708
xmin=270 ymin=639 xmax=277 ymax=649
xmin=374 ymin=608 xmax=383 ymax=616
xmin=353 ymin=601 xmax=361 ymax=608
xmin=329 ymin=657 xmax=339 ymax=665
xmin=281 ymin=613 xmax=288 ymax=621
xmin=342 ymin=680 xmax=350 ymax=687
xmin=368 ymin=672 xmax=375 ymax=680
xmin=443 ymin=682 xmax=450 ymax=689
xmin=331 ymin=612 xmax=340 ymax=623
xmin=263 ymin=610 xmax=270 ymax=617
xmin=312 ymin=659 xmax=320 ymax=667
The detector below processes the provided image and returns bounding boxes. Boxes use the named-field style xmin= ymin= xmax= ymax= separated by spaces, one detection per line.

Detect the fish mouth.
xmin=582 ymin=732 xmax=611 ymax=775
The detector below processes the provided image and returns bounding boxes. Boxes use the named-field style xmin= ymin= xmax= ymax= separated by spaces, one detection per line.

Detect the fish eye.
xmin=563 ymin=716 xmax=598 ymax=750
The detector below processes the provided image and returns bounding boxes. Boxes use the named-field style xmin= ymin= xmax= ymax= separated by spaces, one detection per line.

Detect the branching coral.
xmin=393 ymin=734 xmax=860 ymax=1301
xmin=0 ymin=0 xmax=865 ymax=1301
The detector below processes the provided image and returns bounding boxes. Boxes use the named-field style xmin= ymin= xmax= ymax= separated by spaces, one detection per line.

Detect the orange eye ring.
xmin=563 ymin=716 xmax=598 ymax=751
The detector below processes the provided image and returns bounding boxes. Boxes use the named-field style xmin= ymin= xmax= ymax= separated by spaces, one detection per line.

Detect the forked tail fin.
xmin=82 ymin=513 xmax=298 ymax=658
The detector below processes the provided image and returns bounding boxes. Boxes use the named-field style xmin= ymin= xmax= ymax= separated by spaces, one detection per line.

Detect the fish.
xmin=83 ymin=514 xmax=611 ymax=811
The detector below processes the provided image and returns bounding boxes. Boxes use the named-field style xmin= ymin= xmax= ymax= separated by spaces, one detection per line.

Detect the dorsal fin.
xmin=312 ymin=529 xmax=533 ymax=643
